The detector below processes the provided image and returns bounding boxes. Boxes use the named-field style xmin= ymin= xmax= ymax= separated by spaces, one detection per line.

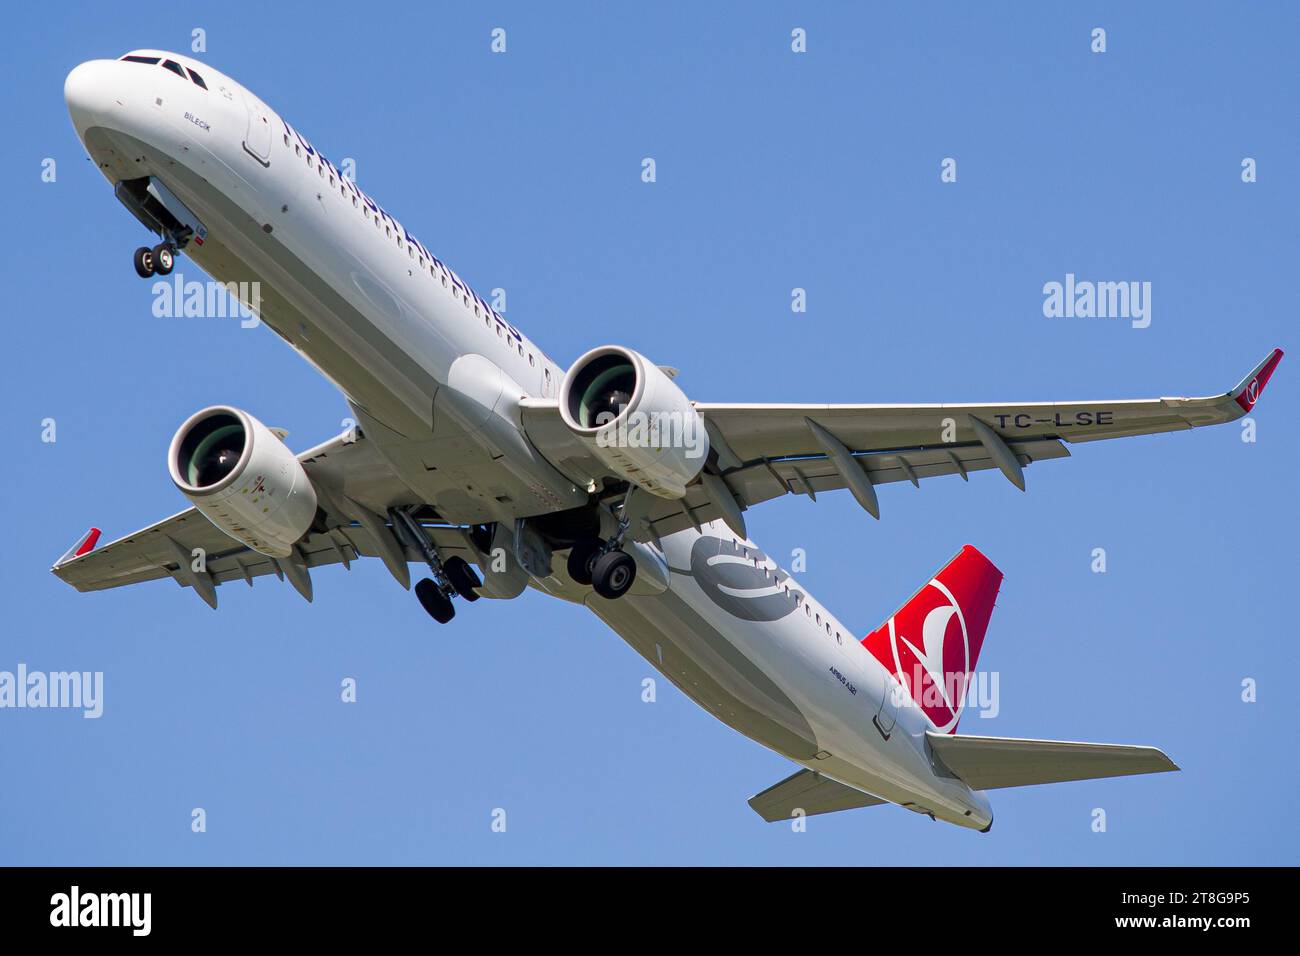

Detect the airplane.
xmin=55 ymin=50 xmax=1283 ymax=831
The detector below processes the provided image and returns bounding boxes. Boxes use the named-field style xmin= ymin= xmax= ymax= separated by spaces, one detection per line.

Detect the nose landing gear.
xmin=132 ymin=242 xmax=176 ymax=278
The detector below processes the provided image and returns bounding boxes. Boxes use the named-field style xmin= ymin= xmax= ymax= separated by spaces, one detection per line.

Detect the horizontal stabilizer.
xmin=926 ymin=732 xmax=1179 ymax=791
xmin=748 ymin=768 xmax=886 ymax=822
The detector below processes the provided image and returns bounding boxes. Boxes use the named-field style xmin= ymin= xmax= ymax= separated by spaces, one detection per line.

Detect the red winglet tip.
xmin=74 ymin=528 xmax=102 ymax=557
xmin=1234 ymin=348 xmax=1283 ymax=412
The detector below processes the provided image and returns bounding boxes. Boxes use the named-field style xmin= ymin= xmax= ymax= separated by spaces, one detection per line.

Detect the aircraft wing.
xmin=747 ymin=768 xmax=887 ymax=822
xmin=926 ymin=732 xmax=1180 ymax=791
xmin=524 ymin=348 xmax=1281 ymax=540
xmin=51 ymin=427 xmax=479 ymax=608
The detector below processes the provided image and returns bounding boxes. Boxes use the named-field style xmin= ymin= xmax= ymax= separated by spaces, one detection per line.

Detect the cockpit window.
xmin=118 ymin=54 xmax=208 ymax=90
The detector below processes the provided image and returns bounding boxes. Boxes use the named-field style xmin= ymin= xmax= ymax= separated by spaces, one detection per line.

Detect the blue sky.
xmin=2 ymin=1 xmax=1296 ymax=864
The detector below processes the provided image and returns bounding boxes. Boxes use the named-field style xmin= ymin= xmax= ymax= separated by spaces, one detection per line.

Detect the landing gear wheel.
xmin=152 ymin=243 xmax=176 ymax=276
xmin=133 ymin=246 xmax=154 ymax=278
xmin=415 ymin=577 xmax=455 ymax=623
xmin=443 ymin=556 xmax=482 ymax=602
xmin=591 ymin=550 xmax=637 ymax=600
xmin=566 ymin=539 xmax=604 ymax=587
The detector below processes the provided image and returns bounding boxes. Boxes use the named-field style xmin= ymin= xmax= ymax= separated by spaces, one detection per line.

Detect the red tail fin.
xmin=861 ymin=545 xmax=1002 ymax=734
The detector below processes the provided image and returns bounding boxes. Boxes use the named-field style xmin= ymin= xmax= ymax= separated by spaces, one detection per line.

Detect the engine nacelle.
xmin=559 ymin=346 xmax=709 ymax=498
xmin=168 ymin=406 xmax=318 ymax=558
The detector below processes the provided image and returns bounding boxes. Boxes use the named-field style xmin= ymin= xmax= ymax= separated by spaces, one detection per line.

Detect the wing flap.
xmin=926 ymin=732 xmax=1179 ymax=791
xmin=638 ymin=438 xmax=1070 ymax=540
xmin=748 ymin=768 xmax=886 ymax=822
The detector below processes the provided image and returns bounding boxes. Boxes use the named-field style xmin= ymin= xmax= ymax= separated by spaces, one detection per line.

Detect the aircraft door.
xmin=875 ymin=671 xmax=900 ymax=739
xmin=241 ymin=89 xmax=272 ymax=166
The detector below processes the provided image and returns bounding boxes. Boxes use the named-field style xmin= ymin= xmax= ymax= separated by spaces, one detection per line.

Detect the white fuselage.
xmin=65 ymin=52 xmax=991 ymax=829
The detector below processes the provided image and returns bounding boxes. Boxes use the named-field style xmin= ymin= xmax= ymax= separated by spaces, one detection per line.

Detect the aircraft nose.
xmin=64 ymin=60 xmax=116 ymax=133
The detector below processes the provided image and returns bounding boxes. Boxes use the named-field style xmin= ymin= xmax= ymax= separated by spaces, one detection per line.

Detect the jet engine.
xmin=168 ymin=406 xmax=318 ymax=558
xmin=558 ymin=346 xmax=709 ymax=498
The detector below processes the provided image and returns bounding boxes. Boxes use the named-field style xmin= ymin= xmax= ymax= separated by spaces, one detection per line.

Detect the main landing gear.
xmin=566 ymin=489 xmax=641 ymax=600
xmin=132 ymin=242 xmax=176 ymax=278
xmin=390 ymin=508 xmax=483 ymax=625
xmin=567 ymin=540 xmax=638 ymax=600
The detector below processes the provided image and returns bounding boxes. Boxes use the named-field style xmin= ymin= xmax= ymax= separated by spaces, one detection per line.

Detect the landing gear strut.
xmin=390 ymin=508 xmax=483 ymax=624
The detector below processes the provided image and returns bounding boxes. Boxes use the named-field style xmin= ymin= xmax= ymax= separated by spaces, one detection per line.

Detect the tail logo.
xmin=882 ymin=578 xmax=971 ymax=733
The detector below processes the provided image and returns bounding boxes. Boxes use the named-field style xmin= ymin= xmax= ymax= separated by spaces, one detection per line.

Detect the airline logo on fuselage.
xmin=684 ymin=536 xmax=802 ymax=623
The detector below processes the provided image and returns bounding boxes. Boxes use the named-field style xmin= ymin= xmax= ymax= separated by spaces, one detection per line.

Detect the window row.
xmin=282 ymin=132 xmax=538 ymax=370
xmin=731 ymin=542 xmax=846 ymax=648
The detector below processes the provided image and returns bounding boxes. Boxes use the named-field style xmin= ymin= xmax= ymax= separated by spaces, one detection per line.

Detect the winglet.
xmin=54 ymin=527 xmax=101 ymax=568
xmin=1231 ymin=348 xmax=1283 ymax=413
